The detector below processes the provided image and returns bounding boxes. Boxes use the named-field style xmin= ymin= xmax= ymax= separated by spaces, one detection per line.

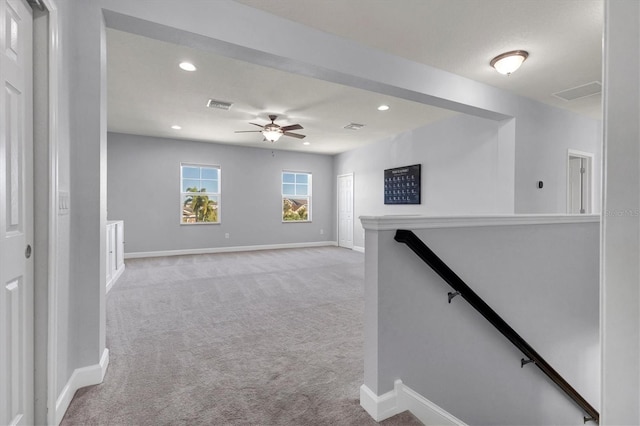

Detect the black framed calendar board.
xmin=384 ymin=164 xmax=421 ymax=205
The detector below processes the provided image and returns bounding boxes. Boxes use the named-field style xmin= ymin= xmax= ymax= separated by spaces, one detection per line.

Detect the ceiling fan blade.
xmin=281 ymin=124 xmax=303 ymax=132
xmin=283 ymin=132 xmax=306 ymax=139
xmin=234 ymin=130 xmax=262 ymax=133
xmin=249 ymin=122 xmax=264 ymax=128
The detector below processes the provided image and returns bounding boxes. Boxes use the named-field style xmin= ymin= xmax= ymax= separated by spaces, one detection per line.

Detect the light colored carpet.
xmin=61 ymin=247 xmax=422 ymax=425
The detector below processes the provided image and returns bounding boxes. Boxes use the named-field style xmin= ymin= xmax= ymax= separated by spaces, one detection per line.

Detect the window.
xmin=181 ymin=164 xmax=220 ymax=224
xmin=282 ymin=171 xmax=311 ymax=221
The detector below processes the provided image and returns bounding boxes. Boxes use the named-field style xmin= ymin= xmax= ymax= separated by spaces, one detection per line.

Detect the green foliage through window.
xmin=181 ymin=164 xmax=220 ymax=223
xmin=282 ymin=172 xmax=311 ymax=221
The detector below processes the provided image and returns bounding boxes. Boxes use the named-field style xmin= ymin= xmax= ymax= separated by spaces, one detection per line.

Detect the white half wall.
xmin=362 ymin=215 xmax=600 ymax=425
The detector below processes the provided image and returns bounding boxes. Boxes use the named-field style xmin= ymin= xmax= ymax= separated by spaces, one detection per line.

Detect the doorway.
xmin=567 ymin=149 xmax=593 ymax=214
xmin=337 ymin=173 xmax=354 ymax=249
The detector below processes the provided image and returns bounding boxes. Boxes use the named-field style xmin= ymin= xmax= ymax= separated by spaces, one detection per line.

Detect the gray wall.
xmin=335 ymin=114 xmax=515 ymax=248
xmin=514 ymin=98 xmax=602 ymax=214
xmin=601 ymin=0 xmax=640 ymax=423
xmin=67 ymin=0 xmax=107 ymax=385
xmin=335 ymin=108 xmax=601 ymax=249
xmin=366 ymin=219 xmax=600 ymax=425
xmin=107 ymin=133 xmax=334 ymax=253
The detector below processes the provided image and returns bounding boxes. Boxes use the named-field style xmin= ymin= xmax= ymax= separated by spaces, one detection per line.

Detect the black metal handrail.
xmin=394 ymin=229 xmax=599 ymax=424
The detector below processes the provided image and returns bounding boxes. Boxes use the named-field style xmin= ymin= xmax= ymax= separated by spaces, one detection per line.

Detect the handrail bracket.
xmin=521 ymin=358 xmax=535 ymax=368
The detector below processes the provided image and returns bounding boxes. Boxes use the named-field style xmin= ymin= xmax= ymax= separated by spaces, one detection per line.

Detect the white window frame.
xmin=282 ymin=170 xmax=312 ymax=222
xmin=180 ymin=163 xmax=221 ymax=225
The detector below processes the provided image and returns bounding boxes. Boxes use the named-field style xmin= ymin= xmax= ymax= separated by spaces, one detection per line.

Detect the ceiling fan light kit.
xmin=262 ymin=125 xmax=283 ymax=142
xmin=490 ymin=50 xmax=528 ymax=75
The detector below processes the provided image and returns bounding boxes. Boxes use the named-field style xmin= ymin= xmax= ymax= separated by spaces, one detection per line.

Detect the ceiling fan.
xmin=235 ymin=114 xmax=306 ymax=142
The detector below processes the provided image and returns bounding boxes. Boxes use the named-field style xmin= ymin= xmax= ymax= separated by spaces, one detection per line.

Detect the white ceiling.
xmin=107 ymin=0 xmax=603 ymax=155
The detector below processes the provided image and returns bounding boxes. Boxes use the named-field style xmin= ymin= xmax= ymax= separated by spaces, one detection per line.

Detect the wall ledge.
xmin=360 ymin=214 xmax=600 ymax=231
xmin=360 ymin=380 xmax=466 ymax=425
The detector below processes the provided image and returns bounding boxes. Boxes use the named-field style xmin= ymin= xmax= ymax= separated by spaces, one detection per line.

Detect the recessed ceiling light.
xmin=303 ymin=141 xmax=310 ymax=146
xmin=377 ymin=105 xmax=390 ymax=111
xmin=171 ymin=125 xmax=182 ymax=130
xmin=179 ymin=62 xmax=196 ymax=72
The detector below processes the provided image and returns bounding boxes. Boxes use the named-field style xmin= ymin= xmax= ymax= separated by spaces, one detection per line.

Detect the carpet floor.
xmin=61 ymin=246 xmax=422 ymax=426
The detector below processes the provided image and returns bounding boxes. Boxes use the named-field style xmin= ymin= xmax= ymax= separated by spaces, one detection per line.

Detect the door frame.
xmin=337 ymin=173 xmax=354 ymax=249
xmin=566 ymin=149 xmax=594 ymax=214
xmin=43 ymin=1 xmax=59 ymax=423
xmin=29 ymin=0 xmax=60 ymax=423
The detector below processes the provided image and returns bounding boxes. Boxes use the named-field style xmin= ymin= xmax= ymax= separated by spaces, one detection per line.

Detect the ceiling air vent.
xmin=344 ymin=123 xmax=365 ymax=130
xmin=206 ymin=99 xmax=233 ymax=110
xmin=553 ymin=82 xmax=602 ymax=102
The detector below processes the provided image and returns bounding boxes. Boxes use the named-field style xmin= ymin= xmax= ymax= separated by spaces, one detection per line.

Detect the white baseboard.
xmin=125 ymin=241 xmax=338 ymax=259
xmin=360 ymin=380 xmax=466 ymax=425
xmin=353 ymin=245 xmax=365 ymax=253
xmin=55 ymin=348 xmax=109 ymax=425
xmin=105 ymin=265 xmax=125 ymax=294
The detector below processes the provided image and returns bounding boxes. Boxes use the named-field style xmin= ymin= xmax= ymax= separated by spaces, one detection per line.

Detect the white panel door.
xmin=568 ymin=153 xmax=592 ymax=215
xmin=106 ymin=223 xmax=114 ymax=285
xmin=115 ymin=221 xmax=124 ymax=269
xmin=338 ymin=173 xmax=354 ymax=249
xmin=0 ymin=0 xmax=33 ymax=425
xmin=568 ymin=157 xmax=583 ymax=214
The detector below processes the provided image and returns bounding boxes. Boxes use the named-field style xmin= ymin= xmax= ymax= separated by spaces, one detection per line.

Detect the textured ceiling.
xmin=107 ymin=0 xmax=603 ymax=154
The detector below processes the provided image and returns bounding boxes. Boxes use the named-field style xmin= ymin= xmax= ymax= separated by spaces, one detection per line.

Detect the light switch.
xmin=59 ymin=191 xmax=70 ymax=215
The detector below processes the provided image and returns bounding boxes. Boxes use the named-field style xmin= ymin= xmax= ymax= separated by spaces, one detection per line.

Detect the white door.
xmin=338 ymin=173 xmax=354 ymax=249
xmin=568 ymin=157 xmax=583 ymax=213
xmin=116 ymin=221 xmax=124 ymax=269
xmin=106 ymin=223 xmax=114 ymax=285
xmin=567 ymin=152 xmax=592 ymax=214
xmin=0 ymin=0 xmax=34 ymax=425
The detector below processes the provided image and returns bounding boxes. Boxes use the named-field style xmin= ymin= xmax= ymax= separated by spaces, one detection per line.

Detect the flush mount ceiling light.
xmin=179 ymin=61 xmax=196 ymax=72
xmin=490 ymin=50 xmax=528 ymax=75
xmin=377 ymin=104 xmax=390 ymax=111
xmin=171 ymin=125 xmax=182 ymax=130
xmin=303 ymin=141 xmax=310 ymax=146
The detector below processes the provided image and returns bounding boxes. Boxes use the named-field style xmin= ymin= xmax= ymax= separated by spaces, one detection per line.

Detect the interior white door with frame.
xmin=567 ymin=149 xmax=593 ymax=214
xmin=0 ymin=0 xmax=34 ymax=424
xmin=338 ymin=173 xmax=354 ymax=249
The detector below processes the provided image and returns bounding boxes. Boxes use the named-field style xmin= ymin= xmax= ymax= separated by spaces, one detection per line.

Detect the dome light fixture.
xmin=171 ymin=125 xmax=182 ymax=130
xmin=377 ymin=104 xmax=390 ymax=111
xmin=490 ymin=50 xmax=528 ymax=75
